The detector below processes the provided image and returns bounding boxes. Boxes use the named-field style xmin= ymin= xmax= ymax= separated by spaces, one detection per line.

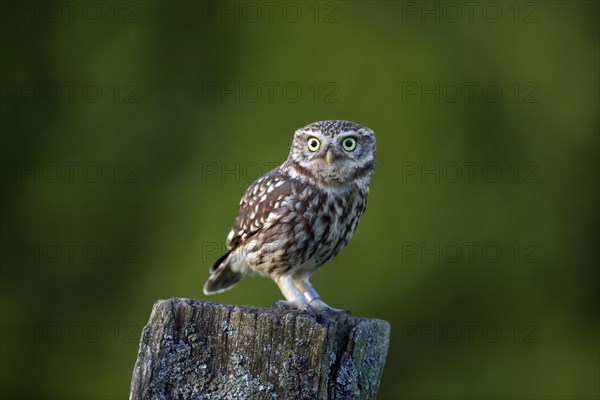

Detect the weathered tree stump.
xmin=130 ymin=298 xmax=390 ymax=400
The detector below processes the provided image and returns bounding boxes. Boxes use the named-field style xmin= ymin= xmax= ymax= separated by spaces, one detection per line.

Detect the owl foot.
xmin=321 ymin=306 xmax=352 ymax=316
xmin=325 ymin=307 xmax=352 ymax=315
xmin=308 ymin=299 xmax=352 ymax=315
xmin=272 ymin=300 xmax=312 ymax=312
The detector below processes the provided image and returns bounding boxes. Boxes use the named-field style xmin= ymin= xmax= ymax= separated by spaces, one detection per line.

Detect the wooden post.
xmin=130 ymin=298 xmax=390 ymax=400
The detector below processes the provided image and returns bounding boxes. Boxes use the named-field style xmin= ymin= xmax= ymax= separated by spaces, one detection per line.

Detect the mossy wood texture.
xmin=130 ymin=298 xmax=390 ymax=399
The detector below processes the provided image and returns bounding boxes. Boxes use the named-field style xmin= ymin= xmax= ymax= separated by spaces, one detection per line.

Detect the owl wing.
xmin=205 ymin=168 xmax=313 ymax=294
xmin=225 ymin=168 xmax=293 ymax=252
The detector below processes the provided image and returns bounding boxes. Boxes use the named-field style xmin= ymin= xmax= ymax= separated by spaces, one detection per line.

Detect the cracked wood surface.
xmin=130 ymin=298 xmax=390 ymax=400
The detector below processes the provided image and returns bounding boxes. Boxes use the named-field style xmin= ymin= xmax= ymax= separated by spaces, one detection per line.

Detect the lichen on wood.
xmin=130 ymin=298 xmax=390 ymax=400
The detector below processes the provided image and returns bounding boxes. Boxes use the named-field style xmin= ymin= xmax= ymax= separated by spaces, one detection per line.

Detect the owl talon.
xmin=306 ymin=298 xmax=351 ymax=315
xmin=331 ymin=308 xmax=352 ymax=315
xmin=272 ymin=300 xmax=312 ymax=312
xmin=320 ymin=306 xmax=352 ymax=315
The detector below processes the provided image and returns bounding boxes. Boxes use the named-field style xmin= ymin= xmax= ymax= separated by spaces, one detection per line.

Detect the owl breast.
xmin=229 ymin=166 xmax=369 ymax=277
xmin=304 ymin=187 xmax=367 ymax=271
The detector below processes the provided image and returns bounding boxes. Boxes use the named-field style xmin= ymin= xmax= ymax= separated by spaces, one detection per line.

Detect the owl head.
xmin=285 ymin=120 xmax=376 ymax=186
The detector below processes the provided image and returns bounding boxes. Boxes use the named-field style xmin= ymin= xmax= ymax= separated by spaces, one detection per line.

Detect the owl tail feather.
xmin=203 ymin=249 xmax=248 ymax=295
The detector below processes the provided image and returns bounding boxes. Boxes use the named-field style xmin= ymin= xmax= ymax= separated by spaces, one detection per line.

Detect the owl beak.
xmin=326 ymin=150 xmax=334 ymax=166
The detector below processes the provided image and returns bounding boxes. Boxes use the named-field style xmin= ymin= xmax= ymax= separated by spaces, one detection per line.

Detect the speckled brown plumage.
xmin=204 ymin=120 xmax=376 ymax=311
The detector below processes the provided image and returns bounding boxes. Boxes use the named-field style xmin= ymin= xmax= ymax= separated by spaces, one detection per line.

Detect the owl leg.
xmin=272 ymin=274 xmax=311 ymax=311
xmin=293 ymin=275 xmax=351 ymax=314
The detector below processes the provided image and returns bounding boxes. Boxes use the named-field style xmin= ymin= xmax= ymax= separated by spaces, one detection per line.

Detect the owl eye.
xmin=307 ymin=137 xmax=321 ymax=152
xmin=342 ymin=137 xmax=357 ymax=151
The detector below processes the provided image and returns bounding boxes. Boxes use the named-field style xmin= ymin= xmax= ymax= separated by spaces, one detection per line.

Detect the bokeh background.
xmin=1 ymin=1 xmax=598 ymax=399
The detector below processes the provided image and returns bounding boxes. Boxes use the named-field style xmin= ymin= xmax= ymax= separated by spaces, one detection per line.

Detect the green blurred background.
xmin=1 ymin=1 xmax=598 ymax=399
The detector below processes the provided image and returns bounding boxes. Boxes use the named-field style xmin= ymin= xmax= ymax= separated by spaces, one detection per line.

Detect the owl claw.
xmin=272 ymin=300 xmax=312 ymax=312
xmin=306 ymin=298 xmax=351 ymax=315
xmin=270 ymin=300 xmax=352 ymax=317
xmin=318 ymin=306 xmax=352 ymax=316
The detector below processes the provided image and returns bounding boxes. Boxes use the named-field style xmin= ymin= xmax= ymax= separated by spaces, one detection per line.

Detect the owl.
xmin=203 ymin=120 xmax=376 ymax=312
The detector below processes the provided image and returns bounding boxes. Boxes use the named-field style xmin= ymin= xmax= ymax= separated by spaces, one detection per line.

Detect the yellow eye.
xmin=307 ymin=137 xmax=320 ymax=152
xmin=342 ymin=137 xmax=357 ymax=151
